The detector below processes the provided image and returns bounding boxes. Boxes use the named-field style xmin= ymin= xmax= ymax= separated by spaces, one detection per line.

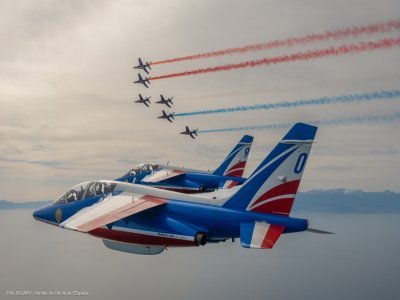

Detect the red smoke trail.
xmin=151 ymin=37 xmax=400 ymax=80
xmin=151 ymin=20 xmax=400 ymax=65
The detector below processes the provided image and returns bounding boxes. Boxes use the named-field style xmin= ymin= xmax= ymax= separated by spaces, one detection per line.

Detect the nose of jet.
xmin=33 ymin=207 xmax=46 ymax=221
xmin=33 ymin=205 xmax=57 ymax=225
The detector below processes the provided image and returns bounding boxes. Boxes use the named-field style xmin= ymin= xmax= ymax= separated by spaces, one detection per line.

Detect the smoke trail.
xmin=151 ymin=37 xmax=400 ymax=80
xmin=151 ymin=20 xmax=400 ymax=65
xmin=175 ymin=90 xmax=400 ymax=117
xmin=178 ymin=74 xmax=400 ymax=102
xmin=198 ymin=112 xmax=400 ymax=133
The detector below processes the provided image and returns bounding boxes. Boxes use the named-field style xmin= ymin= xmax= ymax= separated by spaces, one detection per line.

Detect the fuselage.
xmin=116 ymin=165 xmax=246 ymax=193
xmin=33 ymin=181 xmax=308 ymax=248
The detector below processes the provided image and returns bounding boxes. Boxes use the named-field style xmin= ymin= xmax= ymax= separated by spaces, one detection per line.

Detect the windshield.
xmin=123 ymin=163 xmax=159 ymax=177
xmin=54 ymin=181 xmax=117 ymax=204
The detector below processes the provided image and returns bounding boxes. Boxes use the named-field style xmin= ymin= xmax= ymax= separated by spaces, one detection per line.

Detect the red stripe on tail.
xmin=225 ymin=161 xmax=247 ymax=177
xmin=261 ymin=224 xmax=286 ymax=248
xmin=249 ymin=180 xmax=301 ymax=215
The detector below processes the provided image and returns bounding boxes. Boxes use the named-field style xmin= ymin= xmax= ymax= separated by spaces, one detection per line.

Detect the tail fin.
xmin=213 ymin=135 xmax=254 ymax=177
xmin=223 ymin=123 xmax=317 ymax=216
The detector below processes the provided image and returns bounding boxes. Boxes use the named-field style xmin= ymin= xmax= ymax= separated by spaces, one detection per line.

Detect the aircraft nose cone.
xmin=33 ymin=207 xmax=44 ymax=221
xmin=33 ymin=206 xmax=56 ymax=224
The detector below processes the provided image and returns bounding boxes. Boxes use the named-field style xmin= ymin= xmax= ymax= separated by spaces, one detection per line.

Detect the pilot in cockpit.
xmin=95 ymin=182 xmax=104 ymax=195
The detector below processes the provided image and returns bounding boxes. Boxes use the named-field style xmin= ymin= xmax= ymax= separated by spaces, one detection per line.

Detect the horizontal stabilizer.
xmin=307 ymin=228 xmax=335 ymax=234
xmin=240 ymin=222 xmax=285 ymax=249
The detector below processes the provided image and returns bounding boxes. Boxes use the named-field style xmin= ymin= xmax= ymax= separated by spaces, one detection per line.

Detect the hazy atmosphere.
xmin=1 ymin=1 xmax=399 ymax=300
xmin=1 ymin=0 xmax=399 ymax=202
xmin=2 ymin=209 xmax=400 ymax=300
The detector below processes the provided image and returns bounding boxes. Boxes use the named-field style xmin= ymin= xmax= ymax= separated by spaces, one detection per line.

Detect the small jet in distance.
xmin=156 ymin=95 xmax=173 ymax=108
xmin=134 ymin=73 xmax=151 ymax=88
xmin=181 ymin=126 xmax=198 ymax=139
xmin=158 ymin=110 xmax=175 ymax=122
xmin=133 ymin=57 xmax=151 ymax=74
xmin=135 ymin=94 xmax=151 ymax=107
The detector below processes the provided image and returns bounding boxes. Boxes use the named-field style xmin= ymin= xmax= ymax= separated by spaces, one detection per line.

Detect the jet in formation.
xmin=132 ymin=58 xmax=200 ymax=138
xmin=33 ymin=123 xmax=332 ymax=255
xmin=135 ymin=94 xmax=151 ymax=107
xmin=134 ymin=73 xmax=151 ymax=88
xmin=156 ymin=95 xmax=173 ymax=108
xmin=133 ymin=57 xmax=151 ymax=74
xmin=158 ymin=110 xmax=175 ymax=122
xmin=181 ymin=126 xmax=198 ymax=139
xmin=116 ymin=135 xmax=253 ymax=193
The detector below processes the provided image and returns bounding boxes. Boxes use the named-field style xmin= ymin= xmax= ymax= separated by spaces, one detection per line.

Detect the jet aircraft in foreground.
xmin=33 ymin=123 xmax=332 ymax=255
xmin=180 ymin=126 xmax=198 ymax=139
xmin=133 ymin=57 xmax=151 ymax=74
xmin=135 ymin=94 xmax=151 ymax=107
xmin=158 ymin=110 xmax=175 ymax=122
xmin=156 ymin=95 xmax=173 ymax=108
xmin=116 ymin=135 xmax=254 ymax=192
xmin=134 ymin=73 xmax=151 ymax=88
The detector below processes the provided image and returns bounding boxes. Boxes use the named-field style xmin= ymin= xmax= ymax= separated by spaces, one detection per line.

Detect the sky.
xmin=1 ymin=0 xmax=400 ymax=202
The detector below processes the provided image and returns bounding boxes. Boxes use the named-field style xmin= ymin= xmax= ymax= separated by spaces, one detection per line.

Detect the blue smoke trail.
xmin=175 ymin=90 xmax=400 ymax=117
xmin=198 ymin=112 xmax=400 ymax=133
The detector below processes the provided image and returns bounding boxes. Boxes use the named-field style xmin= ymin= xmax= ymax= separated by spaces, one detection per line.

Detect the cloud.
xmin=1 ymin=0 xmax=400 ymax=201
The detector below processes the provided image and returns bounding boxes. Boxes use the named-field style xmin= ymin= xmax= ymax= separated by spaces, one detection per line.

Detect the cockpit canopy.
xmin=122 ymin=163 xmax=159 ymax=178
xmin=54 ymin=181 xmax=117 ymax=204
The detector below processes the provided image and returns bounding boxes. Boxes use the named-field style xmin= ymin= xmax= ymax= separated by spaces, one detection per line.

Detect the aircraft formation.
xmin=132 ymin=58 xmax=199 ymax=139
xmin=33 ymin=123 xmax=333 ymax=255
xmin=130 ymin=20 xmax=400 ymax=135
xmin=36 ymin=20 xmax=393 ymax=254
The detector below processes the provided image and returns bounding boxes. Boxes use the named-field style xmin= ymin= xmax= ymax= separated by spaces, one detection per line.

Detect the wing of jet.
xmin=60 ymin=194 xmax=167 ymax=233
xmin=141 ymin=169 xmax=186 ymax=183
xmin=180 ymin=126 xmax=192 ymax=137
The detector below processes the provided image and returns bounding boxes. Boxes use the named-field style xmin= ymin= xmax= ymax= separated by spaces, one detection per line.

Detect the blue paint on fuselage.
xmin=115 ymin=168 xmax=246 ymax=192
xmin=107 ymin=199 xmax=308 ymax=239
xmin=33 ymin=193 xmax=308 ymax=240
xmin=33 ymin=193 xmax=119 ymax=225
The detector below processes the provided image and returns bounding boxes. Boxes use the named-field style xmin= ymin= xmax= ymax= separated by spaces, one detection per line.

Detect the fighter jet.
xmin=158 ymin=110 xmax=175 ymax=122
xmin=116 ymin=135 xmax=254 ymax=193
xmin=33 ymin=123 xmax=332 ymax=255
xmin=181 ymin=126 xmax=198 ymax=139
xmin=133 ymin=57 xmax=151 ymax=74
xmin=135 ymin=94 xmax=151 ymax=107
xmin=156 ymin=95 xmax=173 ymax=108
xmin=134 ymin=73 xmax=151 ymax=88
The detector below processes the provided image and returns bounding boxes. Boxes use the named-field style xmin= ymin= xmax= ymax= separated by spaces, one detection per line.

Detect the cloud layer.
xmin=1 ymin=0 xmax=399 ymax=201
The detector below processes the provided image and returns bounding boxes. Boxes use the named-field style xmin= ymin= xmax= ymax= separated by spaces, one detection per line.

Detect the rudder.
xmin=213 ymin=135 xmax=254 ymax=178
xmin=223 ymin=123 xmax=317 ymax=216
